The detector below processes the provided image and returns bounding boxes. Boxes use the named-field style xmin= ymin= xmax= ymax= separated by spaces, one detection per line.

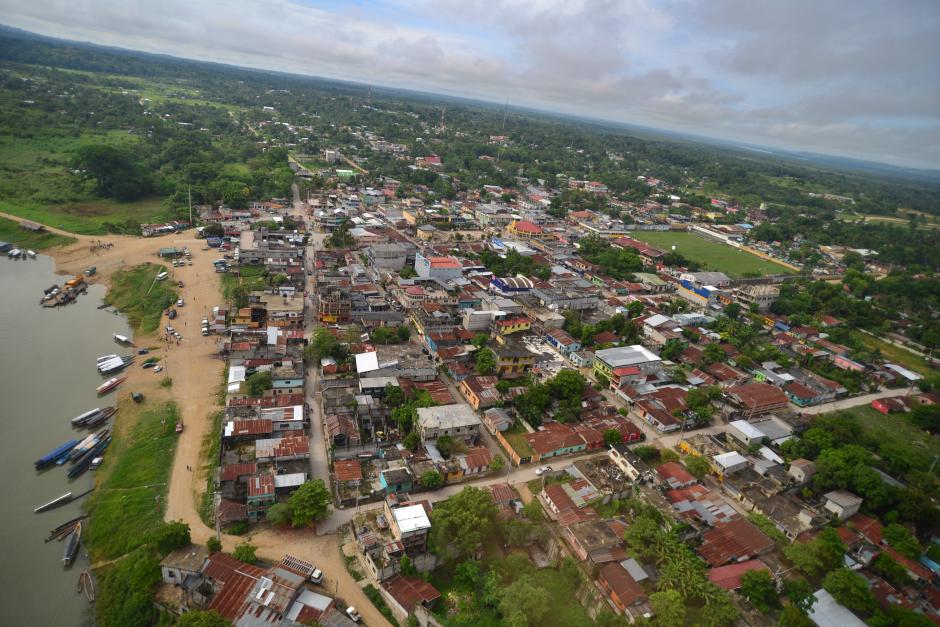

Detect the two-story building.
xmin=416 ymin=404 xmax=482 ymax=444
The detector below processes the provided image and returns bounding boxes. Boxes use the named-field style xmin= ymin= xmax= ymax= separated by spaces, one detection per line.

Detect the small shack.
xmin=20 ymin=220 xmax=45 ymax=232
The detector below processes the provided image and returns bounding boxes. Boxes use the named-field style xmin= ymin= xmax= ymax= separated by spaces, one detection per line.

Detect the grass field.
xmin=630 ymin=230 xmax=794 ymax=276
xmin=105 ymin=263 xmax=178 ymax=333
xmin=854 ymin=332 xmax=935 ymax=377
xmin=822 ymin=406 xmax=940 ymax=473
xmin=0 ymin=131 xmax=171 ymax=234
xmin=85 ymin=400 xmax=180 ymax=560
xmin=0 ymin=216 xmax=75 ymax=249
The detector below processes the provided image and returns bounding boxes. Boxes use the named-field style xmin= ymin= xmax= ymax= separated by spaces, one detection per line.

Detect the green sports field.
xmin=630 ymin=230 xmax=795 ymax=277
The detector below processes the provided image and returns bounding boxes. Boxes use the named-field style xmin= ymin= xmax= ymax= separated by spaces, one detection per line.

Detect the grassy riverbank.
xmin=0 ymin=216 xmax=75 ymax=250
xmin=85 ymin=399 xmax=181 ymax=560
xmin=105 ymin=263 xmax=177 ymax=333
xmin=86 ymin=397 xmax=183 ymax=626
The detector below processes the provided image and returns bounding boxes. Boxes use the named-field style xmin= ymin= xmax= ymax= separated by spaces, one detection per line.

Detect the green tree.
xmin=286 ymin=479 xmax=332 ymax=526
xmin=471 ymin=333 xmax=490 ymax=348
xmin=403 ymin=430 xmax=421 ymax=451
xmin=72 ymin=144 xmax=152 ymax=200
xmin=233 ymin=541 xmax=258 ymax=563
xmin=702 ymin=342 xmax=727 ymax=364
xmin=384 ymin=384 xmax=406 ymax=408
xmin=176 ymin=610 xmax=230 ymax=627
xmin=151 ymin=520 xmax=191 ymax=555
xmin=430 ymin=487 xmax=498 ymax=560
xmin=871 ymin=553 xmax=914 ymax=588
xmin=683 ymin=455 xmax=711 ymax=480
xmin=306 ymin=328 xmax=347 ymax=362
xmin=475 ymin=348 xmax=496 ymax=375
xmin=603 ymin=428 xmax=622 ymax=446
xmin=739 ymin=569 xmax=779 ymax=613
xmin=699 ymin=585 xmax=738 ymax=627
xmin=437 ymin=434 xmax=456 ymax=458
xmin=883 ymin=523 xmax=922 ymax=558
xmin=245 ymin=371 xmax=272 ymax=396
xmin=420 ymin=470 xmax=443 ymax=490
xmin=660 ymin=338 xmax=686 ymax=361
xmin=779 ymin=604 xmax=814 ymax=627
xmin=782 ymin=577 xmax=816 ymax=613
xmin=490 ymin=456 xmax=505 ymax=473
xmin=660 ymin=448 xmax=680 ymax=463
xmin=634 ymin=445 xmax=660 ymax=461
xmin=265 ymin=502 xmax=292 ymax=526
xmin=823 ymin=568 xmax=877 ymax=615
xmin=649 ymin=589 xmax=685 ymax=627
xmin=498 ymin=574 xmax=550 ymax=627
xmin=206 ymin=536 xmax=222 ymax=553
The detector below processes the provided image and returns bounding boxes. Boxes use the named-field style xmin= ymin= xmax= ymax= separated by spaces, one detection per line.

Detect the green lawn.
xmin=629 ymin=230 xmax=794 ymax=276
xmin=85 ymin=400 xmax=180 ymax=560
xmin=105 ymin=263 xmax=178 ymax=333
xmin=0 ymin=216 xmax=74 ymax=249
xmin=502 ymin=424 xmax=534 ymax=458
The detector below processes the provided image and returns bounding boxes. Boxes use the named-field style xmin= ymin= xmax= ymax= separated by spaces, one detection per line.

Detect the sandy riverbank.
xmin=3 ymin=212 xmax=391 ymax=626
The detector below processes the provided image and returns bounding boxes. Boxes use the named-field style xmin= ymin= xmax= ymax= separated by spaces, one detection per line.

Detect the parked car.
xmin=345 ymin=607 xmax=361 ymax=623
xmin=168 ymin=309 xmax=177 ymax=320
xmin=177 ymin=298 xmax=184 ymax=307
xmin=153 ymin=366 xmax=164 ymax=373
xmin=309 ymin=568 xmax=323 ymax=585
xmin=534 ymin=465 xmax=553 ymax=476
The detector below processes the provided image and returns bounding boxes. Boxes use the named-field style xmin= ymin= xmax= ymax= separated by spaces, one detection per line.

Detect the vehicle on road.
xmin=534 ymin=465 xmax=553 ymax=476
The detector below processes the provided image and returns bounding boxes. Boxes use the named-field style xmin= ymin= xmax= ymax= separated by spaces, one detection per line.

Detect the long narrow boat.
xmin=33 ymin=487 xmax=93 ymax=513
xmin=112 ymin=333 xmax=134 ymax=346
xmin=34 ymin=492 xmax=73 ymax=513
xmin=80 ymin=407 xmax=115 ymax=429
xmin=35 ymin=440 xmax=80 ymax=470
xmin=68 ymin=437 xmax=111 ymax=479
xmin=62 ymin=522 xmax=82 ymax=567
xmin=96 ymin=354 xmax=119 ymax=364
xmin=70 ymin=408 xmax=102 ymax=427
xmin=96 ymin=376 xmax=126 ymax=395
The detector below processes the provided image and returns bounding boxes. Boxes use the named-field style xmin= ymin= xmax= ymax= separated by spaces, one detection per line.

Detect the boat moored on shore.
xmin=35 ymin=440 xmax=80 ymax=470
xmin=95 ymin=376 xmax=126 ymax=395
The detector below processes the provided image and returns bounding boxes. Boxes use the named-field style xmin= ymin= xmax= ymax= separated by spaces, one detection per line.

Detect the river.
xmin=0 ymin=254 xmax=132 ymax=626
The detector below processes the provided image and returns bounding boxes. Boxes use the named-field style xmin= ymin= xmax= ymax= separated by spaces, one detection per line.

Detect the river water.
xmin=0 ymin=255 xmax=132 ymax=626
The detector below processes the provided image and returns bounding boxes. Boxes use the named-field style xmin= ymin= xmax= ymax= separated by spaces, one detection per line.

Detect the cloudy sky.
xmin=2 ymin=0 xmax=939 ymax=168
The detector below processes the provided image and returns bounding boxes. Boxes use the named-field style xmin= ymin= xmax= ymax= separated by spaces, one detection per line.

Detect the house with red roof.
xmin=597 ymin=562 xmax=647 ymax=613
xmin=707 ymin=560 xmax=771 ymax=591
